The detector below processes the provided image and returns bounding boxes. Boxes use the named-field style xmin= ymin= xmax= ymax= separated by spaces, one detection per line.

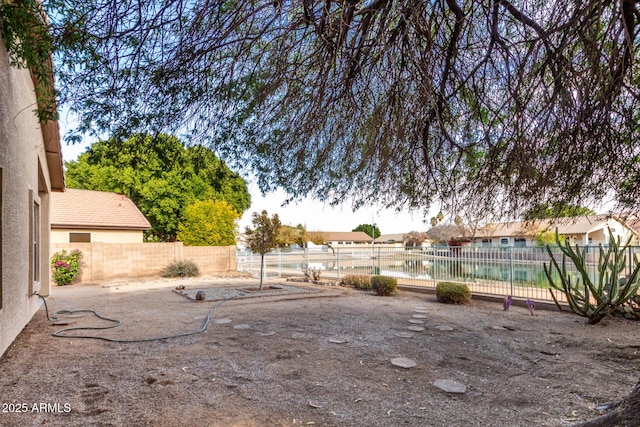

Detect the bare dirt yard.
xmin=1 ymin=277 xmax=639 ymax=427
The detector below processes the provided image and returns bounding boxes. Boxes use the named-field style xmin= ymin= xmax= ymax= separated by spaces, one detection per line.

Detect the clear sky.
xmin=59 ymin=138 xmax=435 ymax=235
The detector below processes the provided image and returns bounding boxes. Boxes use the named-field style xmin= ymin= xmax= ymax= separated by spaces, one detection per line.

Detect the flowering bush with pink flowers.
xmin=50 ymin=250 xmax=82 ymax=286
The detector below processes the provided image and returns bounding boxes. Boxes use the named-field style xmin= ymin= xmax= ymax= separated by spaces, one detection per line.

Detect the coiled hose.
xmin=35 ymin=293 xmax=230 ymax=343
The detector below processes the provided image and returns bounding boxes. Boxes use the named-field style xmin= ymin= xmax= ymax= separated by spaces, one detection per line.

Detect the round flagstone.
xmin=435 ymin=325 xmax=454 ymax=331
xmin=291 ymin=332 xmax=308 ymax=339
xmin=233 ymin=324 xmax=251 ymax=329
xmin=214 ymin=318 xmax=232 ymax=324
xmin=407 ymin=326 xmax=426 ymax=331
xmin=256 ymin=331 xmax=276 ymax=336
xmin=408 ymin=319 xmax=424 ymax=324
xmin=415 ymin=306 xmax=429 ymax=311
xmin=491 ymin=326 xmax=508 ymax=331
xmin=412 ymin=314 xmax=428 ymax=319
xmin=394 ymin=332 xmax=414 ymax=338
xmin=391 ymin=357 xmax=417 ymax=368
xmin=328 ymin=338 xmax=349 ymax=344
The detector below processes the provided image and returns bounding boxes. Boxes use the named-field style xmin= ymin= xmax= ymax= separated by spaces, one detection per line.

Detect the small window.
xmin=514 ymin=238 xmax=526 ymax=247
xmin=33 ymin=201 xmax=40 ymax=282
xmin=500 ymin=238 xmax=509 ymax=245
xmin=69 ymin=233 xmax=91 ymax=243
xmin=482 ymin=239 xmax=491 ymax=247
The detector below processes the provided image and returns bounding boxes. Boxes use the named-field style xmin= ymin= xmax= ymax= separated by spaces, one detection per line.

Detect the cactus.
xmin=543 ymin=228 xmax=640 ymax=324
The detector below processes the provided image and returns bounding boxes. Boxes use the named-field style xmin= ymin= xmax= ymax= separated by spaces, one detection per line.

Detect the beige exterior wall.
xmin=51 ymin=228 xmax=145 ymax=244
xmin=0 ymin=39 xmax=55 ymax=356
xmin=51 ymin=243 xmax=237 ymax=284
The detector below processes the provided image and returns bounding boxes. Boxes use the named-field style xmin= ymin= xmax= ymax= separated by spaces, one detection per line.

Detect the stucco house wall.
xmin=0 ymin=34 xmax=64 ymax=356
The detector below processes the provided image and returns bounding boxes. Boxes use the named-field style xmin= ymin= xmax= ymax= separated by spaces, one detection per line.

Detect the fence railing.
xmin=237 ymin=245 xmax=640 ymax=303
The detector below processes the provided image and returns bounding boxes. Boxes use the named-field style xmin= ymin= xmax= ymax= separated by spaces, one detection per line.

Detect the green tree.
xmin=65 ymin=133 xmax=250 ymax=241
xmin=523 ymin=203 xmax=597 ymax=220
xmin=353 ymin=224 xmax=381 ymax=239
xmin=177 ymin=200 xmax=239 ymax=246
xmin=245 ymin=211 xmax=282 ymax=290
xmin=11 ymin=0 xmax=636 ymax=217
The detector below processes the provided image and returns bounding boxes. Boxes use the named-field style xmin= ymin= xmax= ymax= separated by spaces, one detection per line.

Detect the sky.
xmin=59 ymin=138 xmax=435 ymax=235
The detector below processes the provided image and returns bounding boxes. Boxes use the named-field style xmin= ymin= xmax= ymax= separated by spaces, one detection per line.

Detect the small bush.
xmin=162 ymin=260 xmax=200 ymax=278
xmin=342 ymin=274 xmax=371 ymax=290
xmin=436 ymin=282 xmax=471 ymax=304
xmin=371 ymin=275 xmax=397 ymax=296
xmin=51 ymin=250 xmax=82 ymax=286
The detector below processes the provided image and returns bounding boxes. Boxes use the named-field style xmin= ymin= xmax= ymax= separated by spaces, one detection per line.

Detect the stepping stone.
xmin=415 ymin=306 xmax=429 ymax=310
xmin=433 ymin=379 xmax=466 ymax=394
xmin=412 ymin=314 xmax=428 ymax=319
xmin=407 ymin=326 xmax=425 ymax=332
xmin=391 ymin=357 xmax=417 ymax=369
xmin=491 ymin=326 xmax=508 ymax=331
xmin=414 ymin=309 xmax=429 ymax=314
xmin=291 ymin=332 xmax=308 ymax=339
xmin=233 ymin=324 xmax=251 ymax=329
xmin=435 ymin=325 xmax=454 ymax=331
xmin=408 ymin=319 xmax=424 ymax=324
xmin=214 ymin=318 xmax=232 ymax=324
xmin=394 ymin=332 xmax=414 ymax=338
xmin=328 ymin=338 xmax=349 ymax=344
xmin=256 ymin=331 xmax=275 ymax=336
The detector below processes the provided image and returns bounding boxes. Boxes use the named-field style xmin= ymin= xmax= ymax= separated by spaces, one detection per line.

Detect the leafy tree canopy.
xmin=177 ymin=200 xmax=239 ymax=246
xmin=523 ymin=203 xmax=597 ymax=220
xmin=353 ymin=224 xmax=381 ymax=239
xmin=65 ymin=133 xmax=250 ymax=241
xmin=5 ymin=1 xmax=640 ymax=218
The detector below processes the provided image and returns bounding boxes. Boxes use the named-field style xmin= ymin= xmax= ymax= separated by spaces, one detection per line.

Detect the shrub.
xmin=371 ymin=275 xmax=397 ymax=296
xmin=162 ymin=260 xmax=200 ymax=278
xmin=51 ymin=250 xmax=82 ymax=286
xmin=436 ymin=282 xmax=471 ymax=304
xmin=342 ymin=274 xmax=371 ymax=290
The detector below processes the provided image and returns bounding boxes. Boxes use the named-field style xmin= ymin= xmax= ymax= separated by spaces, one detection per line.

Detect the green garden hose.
xmin=35 ymin=293 xmax=230 ymax=343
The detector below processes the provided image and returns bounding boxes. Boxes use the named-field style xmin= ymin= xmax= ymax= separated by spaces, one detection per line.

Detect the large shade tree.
xmin=2 ymin=0 xmax=639 ymax=218
xmin=65 ymin=133 xmax=251 ymax=241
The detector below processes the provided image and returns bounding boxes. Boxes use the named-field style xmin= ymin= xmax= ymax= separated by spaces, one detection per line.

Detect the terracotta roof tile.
xmin=51 ymin=189 xmax=151 ymax=230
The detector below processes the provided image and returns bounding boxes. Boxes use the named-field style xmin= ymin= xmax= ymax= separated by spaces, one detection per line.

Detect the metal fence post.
xmin=278 ymin=250 xmax=282 ymax=277
xmin=378 ymin=247 xmax=381 ymax=273
xmin=509 ymin=246 xmax=514 ymax=295
xmin=337 ymin=249 xmax=341 ymax=281
xmin=433 ymin=247 xmax=437 ymax=288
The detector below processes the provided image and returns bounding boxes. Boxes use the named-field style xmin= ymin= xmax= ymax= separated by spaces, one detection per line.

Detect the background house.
xmin=0 ymin=35 xmax=65 ymax=356
xmin=472 ymin=215 xmax=638 ymax=247
xmin=51 ymin=189 xmax=151 ymax=243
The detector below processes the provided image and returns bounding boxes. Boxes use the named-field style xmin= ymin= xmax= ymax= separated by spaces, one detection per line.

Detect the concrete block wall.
xmin=51 ymin=242 xmax=236 ymax=284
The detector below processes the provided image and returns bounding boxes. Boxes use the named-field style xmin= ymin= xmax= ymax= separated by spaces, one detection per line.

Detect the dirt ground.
xmin=1 ymin=277 xmax=639 ymax=427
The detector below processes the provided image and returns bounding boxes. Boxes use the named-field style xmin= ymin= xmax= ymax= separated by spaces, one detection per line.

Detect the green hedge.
xmin=342 ymin=274 xmax=372 ymax=290
xmin=371 ymin=275 xmax=397 ymax=296
xmin=436 ymin=282 xmax=471 ymax=304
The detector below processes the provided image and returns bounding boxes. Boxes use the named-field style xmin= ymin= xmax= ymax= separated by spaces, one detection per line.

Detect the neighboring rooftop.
xmin=475 ymin=214 xmax=638 ymax=238
xmin=321 ymin=231 xmax=373 ymax=242
xmin=51 ymin=189 xmax=151 ymax=230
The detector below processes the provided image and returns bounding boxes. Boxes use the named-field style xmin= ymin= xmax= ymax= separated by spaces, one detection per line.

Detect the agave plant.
xmin=543 ymin=228 xmax=640 ymax=324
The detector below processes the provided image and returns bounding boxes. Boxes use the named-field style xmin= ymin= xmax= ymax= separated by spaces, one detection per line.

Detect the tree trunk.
xmin=576 ymin=380 xmax=640 ymax=427
xmin=259 ymin=255 xmax=264 ymax=291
